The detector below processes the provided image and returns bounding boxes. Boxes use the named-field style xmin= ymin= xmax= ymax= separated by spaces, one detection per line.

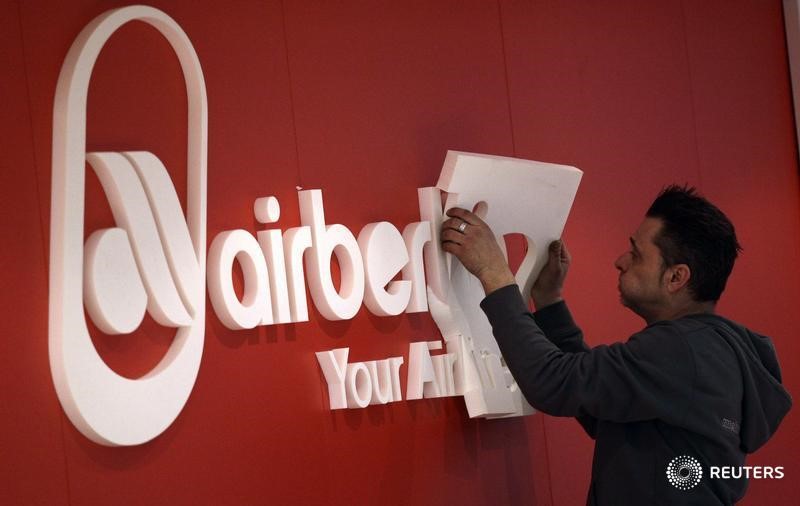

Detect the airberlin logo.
xmin=49 ymin=6 xmax=582 ymax=446
xmin=49 ymin=6 xmax=208 ymax=447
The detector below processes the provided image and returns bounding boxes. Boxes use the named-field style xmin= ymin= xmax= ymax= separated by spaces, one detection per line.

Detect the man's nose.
xmin=614 ymin=254 xmax=626 ymax=272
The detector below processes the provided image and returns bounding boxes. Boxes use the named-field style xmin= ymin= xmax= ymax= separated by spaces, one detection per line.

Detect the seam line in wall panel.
xmin=279 ymin=0 xmax=304 ymax=188
xmin=17 ymin=2 xmax=74 ymax=504
xmin=17 ymin=3 xmax=48 ymax=276
xmin=279 ymin=5 xmax=332 ymax=498
xmin=497 ymin=0 xmax=517 ymax=156
xmin=678 ymin=0 xmax=704 ymax=188
xmin=57 ymin=412 xmax=73 ymax=506
xmin=540 ymin=412 xmax=556 ymax=506
xmin=498 ymin=4 xmax=553 ymax=504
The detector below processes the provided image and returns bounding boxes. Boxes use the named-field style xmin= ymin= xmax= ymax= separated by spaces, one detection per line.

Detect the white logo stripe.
xmin=122 ymin=151 xmax=202 ymax=317
xmin=87 ymin=152 xmax=192 ymax=326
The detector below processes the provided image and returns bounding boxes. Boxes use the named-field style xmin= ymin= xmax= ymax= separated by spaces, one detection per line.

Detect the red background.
xmin=1 ymin=1 xmax=798 ymax=504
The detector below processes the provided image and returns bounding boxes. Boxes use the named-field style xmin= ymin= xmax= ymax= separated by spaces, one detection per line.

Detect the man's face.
xmin=614 ymin=217 xmax=669 ymax=320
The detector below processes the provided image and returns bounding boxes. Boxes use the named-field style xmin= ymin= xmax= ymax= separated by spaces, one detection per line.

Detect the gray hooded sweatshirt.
xmin=480 ymin=285 xmax=792 ymax=506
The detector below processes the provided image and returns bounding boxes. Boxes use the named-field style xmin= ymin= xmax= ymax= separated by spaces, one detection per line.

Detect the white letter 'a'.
xmin=49 ymin=6 xmax=207 ymax=446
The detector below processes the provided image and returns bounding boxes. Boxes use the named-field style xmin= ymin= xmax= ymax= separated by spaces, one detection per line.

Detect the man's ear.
xmin=664 ymin=264 xmax=691 ymax=294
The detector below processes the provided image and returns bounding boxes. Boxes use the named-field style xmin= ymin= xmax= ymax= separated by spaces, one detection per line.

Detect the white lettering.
xmin=283 ymin=226 xmax=312 ymax=322
xmin=257 ymin=228 xmax=291 ymax=324
xmin=51 ymin=3 xmax=588 ymax=447
xmin=358 ymin=222 xmax=412 ymax=316
xmin=431 ymin=352 xmax=457 ymax=397
xmin=407 ymin=341 xmax=441 ymax=400
xmin=417 ymin=187 xmax=448 ymax=301
xmin=300 ymin=189 xmax=365 ymax=320
xmin=401 ymin=221 xmax=432 ymax=313
xmin=315 ymin=348 xmax=349 ymax=409
xmin=317 ymin=348 xmax=405 ymax=409
xmin=710 ymin=466 xmax=785 ymax=480
xmin=346 ymin=362 xmax=372 ymax=408
xmin=207 ymin=229 xmax=272 ymax=329
xmin=365 ymin=360 xmax=394 ymax=404
xmin=255 ymin=196 xmax=293 ymax=325
xmin=389 ymin=357 xmax=404 ymax=402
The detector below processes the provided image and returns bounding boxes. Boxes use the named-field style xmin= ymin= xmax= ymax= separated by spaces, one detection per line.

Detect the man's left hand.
xmin=441 ymin=207 xmax=516 ymax=295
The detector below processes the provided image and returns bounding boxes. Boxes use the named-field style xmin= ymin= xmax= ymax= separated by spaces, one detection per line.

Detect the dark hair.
xmin=646 ymin=185 xmax=742 ymax=302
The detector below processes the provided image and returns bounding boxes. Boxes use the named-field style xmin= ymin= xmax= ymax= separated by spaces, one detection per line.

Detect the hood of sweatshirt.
xmin=691 ymin=314 xmax=793 ymax=453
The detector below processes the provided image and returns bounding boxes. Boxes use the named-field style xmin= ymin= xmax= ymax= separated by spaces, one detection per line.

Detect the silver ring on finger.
xmin=457 ymin=221 xmax=468 ymax=233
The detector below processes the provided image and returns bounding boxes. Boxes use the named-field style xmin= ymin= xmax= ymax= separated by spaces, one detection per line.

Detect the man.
xmin=441 ymin=185 xmax=791 ymax=505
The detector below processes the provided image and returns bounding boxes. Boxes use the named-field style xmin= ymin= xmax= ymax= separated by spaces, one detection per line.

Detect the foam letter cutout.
xmin=207 ymin=230 xmax=272 ymax=329
xmin=283 ymin=226 xmax=312 ymax=322
xmin=401 ymin=221 xmax=431 ymax=313
xmin=406 ymin=341 xmax=442 ymax=400
xmin=346 ymin=362 xmax=372 ymax=408
xmin=299 ymin=190 xmax=365 ymax=320
xmin=417 ymin=187 xmax=448 ymax=301
xmin=253 ymin=195 xmax=280 ymax=224
xmin=389 ymin=357 xmax=404 ymax=401
xmin=431 ymin=151 xmax=582 ymax=418
xmin=258 ymin=229 xmax=292 ymax=324
xmin=366 ymin=359 xmax=395 ymax=404
xmin=358 ymin=222 xmax=412 ymax=316
xmin=315 ymin=348 xmax=349 ymax=409
xmin=431 ymin=352 xmax=456 ymax=397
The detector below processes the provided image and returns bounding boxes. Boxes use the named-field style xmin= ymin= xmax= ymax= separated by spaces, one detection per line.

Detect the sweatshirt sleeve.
xmin=480 ymin=285 xmax=696 ymax=424
xmin=532 ymin=301 xmax=597 ymax=437
xmin=533 ymin=301 xmax=590 ymax=353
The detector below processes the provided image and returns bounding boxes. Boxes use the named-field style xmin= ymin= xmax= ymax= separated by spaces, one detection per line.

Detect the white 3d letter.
xmin=406 ymin=341 xmax=443 ymax=400
xmin=401 ymin=221 xmax=431 ymax=313
xmin=346 ymin=362 xmax=372 ymax=408
xmin=316 ymin=348 xmax=349 ymax=409
xmin=431 ymin=151 xmax=582 ymax=418
xmin=207 ymin=230 xmax=272 ymax=330
xmin=299 ymin=190 xmax=365 ymax=320
xmin=358 ymin=221 xmax=411 ymax=316
xmin=283 ymin=226 xmax=312 ymax=322
xmin=366 ymin=359 xmax=395 ymax=404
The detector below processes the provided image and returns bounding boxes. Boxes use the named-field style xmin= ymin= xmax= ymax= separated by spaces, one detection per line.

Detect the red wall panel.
xmin=0 ymin=3 xmax=69 ymax=504
xmin=0 ymin=2 xmax=69 ymax=505
xmin=682 ymin=2 xmax=800 ymax=504
xmin=1 ymin=0 xmax=797 ymax=504
xmin=283 ymin=2 xmax=542 ymax=504
xmin=499 ymin=2 xmax=701 ymax=502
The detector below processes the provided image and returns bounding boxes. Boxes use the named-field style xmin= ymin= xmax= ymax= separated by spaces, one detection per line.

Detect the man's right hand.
xmin=531 ymin=240 xmax=571 ymax=309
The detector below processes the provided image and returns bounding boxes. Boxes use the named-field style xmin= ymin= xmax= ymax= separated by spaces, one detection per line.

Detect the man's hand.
xmin=441 ymin=207 xmax=515 ymax=295
xmin=531 ymin=240 xmax=571 ymax=309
